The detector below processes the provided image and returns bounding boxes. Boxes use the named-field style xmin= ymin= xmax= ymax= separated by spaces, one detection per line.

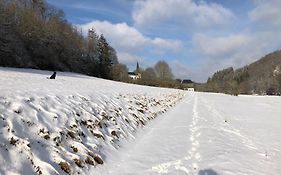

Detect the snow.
xmin=1 ymin=67 xmax=281 ymax=175
xmin=0 ymin=68 xmax=184 ymax=175
xmin=95 ymin=93 xmax=281 ymax=175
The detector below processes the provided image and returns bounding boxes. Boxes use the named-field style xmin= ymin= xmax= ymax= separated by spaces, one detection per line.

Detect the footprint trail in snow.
xmin=95 ymin=92 xmax=281 ymax=175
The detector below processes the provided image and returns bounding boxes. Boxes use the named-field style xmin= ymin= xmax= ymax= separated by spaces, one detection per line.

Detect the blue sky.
xmin=46 ymin=0 xmax=281 ymax=82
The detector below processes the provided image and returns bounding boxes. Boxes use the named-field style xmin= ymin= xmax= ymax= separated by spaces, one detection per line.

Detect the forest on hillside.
xmin=0 ymin=0 xmax=119 ymax=79
xmin=201 ymin=51 xmax=281 ymax=95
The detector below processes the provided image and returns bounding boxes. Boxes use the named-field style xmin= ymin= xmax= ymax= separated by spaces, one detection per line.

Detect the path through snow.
xmin=0 ymin=68 xmax=185 ymax=175
xmin=96 ymin=92 xmax=281 ymax=175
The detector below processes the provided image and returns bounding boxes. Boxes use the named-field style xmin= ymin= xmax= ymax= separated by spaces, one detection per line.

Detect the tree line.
xmin=0 ymin=0 xmax=118 ymax=79
xmin=203 ymin=65 xmax=281 ymax=95
xmin=0 ymin=0 xmax=184 ymax=88
xmin=112 ymin=60 xmax=182 ymax=88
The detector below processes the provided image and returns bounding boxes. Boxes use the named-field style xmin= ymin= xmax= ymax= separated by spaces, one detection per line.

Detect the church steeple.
xmin=129 ymin=62 xmax=141 ymax=80
xmin=136 ymin=62 xmax=140 ymax=73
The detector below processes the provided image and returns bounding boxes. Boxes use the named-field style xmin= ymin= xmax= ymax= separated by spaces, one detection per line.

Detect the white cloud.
xmin=189 ymin=0 xmax=281 ymax=82
xmin=151 ymin=38 xmax=183 ymax=53
xmin=191 ymin=33 xmax=270 ymax=80
xmin=79 ymin=21 xmax=147 ymax=53
xmin=249 ymin=0 xmax=281 ymax=29
xmin=133 ymin=0 xmax=234 ymax=31
xmin=117 ymin=52 xmax=155 ymax=72
xmin=193 ymin=34 xmax=253 ymax=59
xmin=170 ymin=60 xmax=199 ymax=80
xmin=117 ymin=52 xmax=141 ymax=65
xmin=79 ymin=20 xmax=183 ymax=54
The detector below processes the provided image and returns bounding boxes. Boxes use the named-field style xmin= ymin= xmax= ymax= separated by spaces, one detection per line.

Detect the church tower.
xmin=128 ymin=62 xmax=142 ymax=80
xmin=135 ymin=62 xmax=141 ymax=79
xmin=135 ymin=61 xmax=140 ymax=73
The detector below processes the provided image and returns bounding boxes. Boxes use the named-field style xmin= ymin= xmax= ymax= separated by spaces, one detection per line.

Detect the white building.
xmin=186 ymin=88 xmax=195 ymax=91
xmin=128 ymin=72 xmax=141 ymax=80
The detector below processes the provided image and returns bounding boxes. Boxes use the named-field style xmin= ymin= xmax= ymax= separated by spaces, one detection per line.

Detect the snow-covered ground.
xmin=1 ymin=68 xmax=281 ymax=175
xmin=96 ymin=92 xmax=281 ymax=175
xmin=0 ymin=68 xmax=184 ymax=175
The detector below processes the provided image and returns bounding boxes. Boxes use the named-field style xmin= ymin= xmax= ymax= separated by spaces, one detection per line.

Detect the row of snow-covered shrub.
xmin=0 ymin=91 xmax=185 ymax=175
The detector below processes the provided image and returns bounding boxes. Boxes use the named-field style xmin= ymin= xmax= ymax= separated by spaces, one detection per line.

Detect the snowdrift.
xmin=0 ymin=68 xmax=185 ymax=175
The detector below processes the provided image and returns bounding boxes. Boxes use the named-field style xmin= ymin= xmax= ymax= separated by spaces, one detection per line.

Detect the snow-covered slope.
xmin=0 ymin=68 xmax=185 ymax=175
xmin=1 ymin=68 xmax=280 ymax=175
xmin=96 ymin=92 xmax=281 ymax=175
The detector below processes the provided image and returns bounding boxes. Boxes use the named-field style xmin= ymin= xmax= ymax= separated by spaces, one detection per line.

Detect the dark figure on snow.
xmin=50 ymin=72 xmax=56 ymax=79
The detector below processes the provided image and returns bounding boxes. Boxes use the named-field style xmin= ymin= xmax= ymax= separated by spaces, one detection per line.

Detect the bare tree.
xmin=111 ymin=63 xmax=128 ymax=82
xmin=140 ymin=67 xmax=158 ymax=86
xmin=154 ymin=60 xmax=174 ymax=81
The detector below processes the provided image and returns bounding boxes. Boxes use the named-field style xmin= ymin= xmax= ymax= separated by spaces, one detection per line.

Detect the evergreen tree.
xmin=108 ymin=45 xmax=118 ymax=65
xmin=87 ymin=28 xmax=99 ymax=60
xmin=98 ymin=34 xmax=112 ymax=79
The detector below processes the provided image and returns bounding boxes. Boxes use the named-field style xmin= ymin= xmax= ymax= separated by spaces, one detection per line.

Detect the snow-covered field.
xmin=95 ymin=93 xmax=281 ymax=175
xmin=1 ymin=68 xmax=281 ymax=175
xmin=0 ymin=68 xmax=184 ymax=175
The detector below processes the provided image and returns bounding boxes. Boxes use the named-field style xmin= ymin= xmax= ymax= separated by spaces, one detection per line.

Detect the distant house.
xmin=128 ymin=62 xmax=141 ymax=80
xmin=186 ymin=88 xmax=195 ymax=91
xmin=181 ymin=79 xmax=195 ymax=90
xmin=181 ymin=79 xmax=193 ymax=84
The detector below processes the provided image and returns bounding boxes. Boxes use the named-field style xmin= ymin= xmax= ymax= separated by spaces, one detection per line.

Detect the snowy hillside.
xmin=0 ymin=68 xmax=184 ymax=175
xmin=1 ymin=68 xmax=281 ymax=175
xmin=95 ymin=93 xmax=281 ymax=175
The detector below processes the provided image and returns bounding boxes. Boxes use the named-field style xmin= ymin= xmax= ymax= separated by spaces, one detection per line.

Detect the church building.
xmin=128 ymin=62 xmax=141 ymax=80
